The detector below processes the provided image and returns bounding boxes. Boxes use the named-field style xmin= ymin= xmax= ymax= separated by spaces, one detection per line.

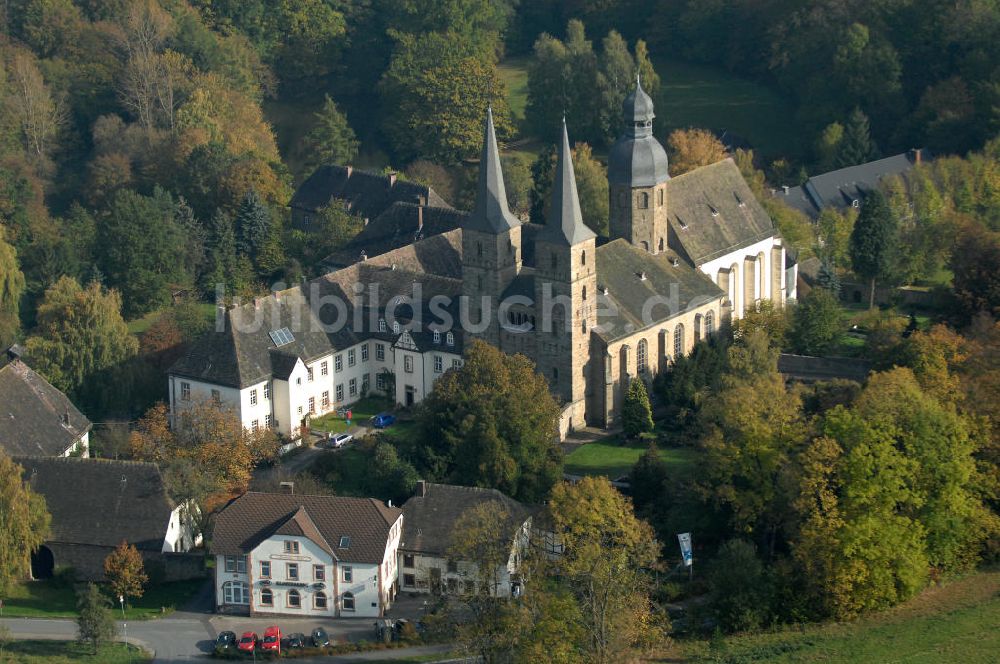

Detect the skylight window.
xmin=269 ymin=327 xmax=294 ymax=347
xmin=339 ymin=536 xmax=350 ymax=549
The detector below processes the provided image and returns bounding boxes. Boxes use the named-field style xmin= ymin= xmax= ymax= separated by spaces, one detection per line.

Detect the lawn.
xmin=2 ymin=578 xmax=205 ymax=620
xmin=310 ymin=396 xmax=395 ymax=434
xmin=564 ymin=435 xmax=700 ymax=479
xmin=498 ymin=57 xmax=530 ymax=123
xmin=126 ymin=303 xmax=216 ymax=336
xmin=654 ymin=58 xmax=804 ymax=159
xmin=0 ymin=641 xmax=149 ymax=663
xmin=673 ymin=569 xmax=1000 ymax=663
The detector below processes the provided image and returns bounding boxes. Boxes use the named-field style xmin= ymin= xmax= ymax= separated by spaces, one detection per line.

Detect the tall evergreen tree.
xmin=303 ymin=94 xmax=359 ymax=172
xmin=849 ymin=189 xmax=898 ymax=308
xmin=836 ymin=108 xmax=878 ymax=168
xmin=622 ymin=377 xmax=654 ymax=439
xmin=234 ymin=189 xmax=271 ymax=262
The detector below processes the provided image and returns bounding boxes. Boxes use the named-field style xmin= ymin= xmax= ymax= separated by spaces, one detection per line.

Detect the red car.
xmin=261 ymin=626 xmax=281 ymax=653
xmin=237 ymin=631 xmax=257 ymax=653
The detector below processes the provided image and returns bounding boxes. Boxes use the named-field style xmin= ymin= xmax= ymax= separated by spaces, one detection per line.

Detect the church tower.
xmin=607 ymin=77 xmax=670 ymax=254
xmin=534 ymin=119 xmax=597 ymax=426
xmin=462 ymin=107 xmax=523 ymax=347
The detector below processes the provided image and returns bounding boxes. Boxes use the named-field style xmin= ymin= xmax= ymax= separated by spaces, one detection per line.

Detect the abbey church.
xmin=169 ymin=82 xmax=795 ymax=436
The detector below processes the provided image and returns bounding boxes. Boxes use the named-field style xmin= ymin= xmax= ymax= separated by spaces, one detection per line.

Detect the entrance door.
xmin=405 ymin=386 xmax=416 ymax=407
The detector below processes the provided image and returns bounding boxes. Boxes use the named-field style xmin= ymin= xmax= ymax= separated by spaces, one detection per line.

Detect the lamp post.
xmin=119 ymin=595 xmax=128 ymax=661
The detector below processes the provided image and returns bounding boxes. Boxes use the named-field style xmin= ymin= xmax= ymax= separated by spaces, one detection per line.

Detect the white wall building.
xmin=211 ymin=492 xmax=402 ymax=618
xmin=398 ymin=482 xmax=531 ymax=598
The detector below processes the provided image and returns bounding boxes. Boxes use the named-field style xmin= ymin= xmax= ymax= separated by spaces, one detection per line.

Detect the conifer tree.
xmin=622 ymin=378 xmax=654 ymax=439
xmin=849 ymin=189 xmax=898 ymax=308
xmin=836 ymin=108 xmax=878 ymax=168
xmin=235 ymin=189 xmax=271 ymax=263
xmin=303 ymin=94 xmax=359 ymax=172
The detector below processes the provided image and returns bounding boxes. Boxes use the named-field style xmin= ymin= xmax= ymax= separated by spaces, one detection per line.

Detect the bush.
xmin=707 ymin=540 xmax=775 ymax=633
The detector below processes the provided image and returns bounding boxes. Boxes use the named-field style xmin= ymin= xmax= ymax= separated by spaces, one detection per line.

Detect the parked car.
xmin=327 ymin=432 xmax=353 ymax=448
xmin=285 ymin=632 xmax=307 ymax=649
xmin=261 ymin=625 xmax=281 ymax=653
xmin=214 ymin=631 xmax=237 ymax=652
xmin=370 ymin=412 xmax=395 ymax=429
xmin=237 ymin=631 xmax=258 ymax=652
xmin=311 ymin=627 xmax=331 ymax=648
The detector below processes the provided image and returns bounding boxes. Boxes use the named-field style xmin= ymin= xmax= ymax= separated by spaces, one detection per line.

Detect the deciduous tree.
xmin=667 ymin=128 xmax=726 ymax=176
xmin=103 ymin=541 xmax=148 ymax=605
xmin=0 ymin=452 xmax=50 ymax=597
xmin=0 ymin=227 xmax=25 ymax=346
xmin=76 ymin=583 xmax=116 ymax=654
xmin=789 ymin=288 xmax=841 ymax=355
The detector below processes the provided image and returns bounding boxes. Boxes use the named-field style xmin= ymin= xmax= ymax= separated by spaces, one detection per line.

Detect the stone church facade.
xmin=169 ymin=82 xmax=793 ymax=434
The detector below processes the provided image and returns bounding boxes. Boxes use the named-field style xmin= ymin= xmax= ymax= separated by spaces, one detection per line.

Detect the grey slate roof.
xmin=594 ymin=239 xmax=724 ymax=343
xmin=290 ymin=165 xmax=449 ymax=219
xmin=400 ymin=483 xmax=529 ymax=557
xmin=537 ymin=120 xmax=596 ymax=246
xmin=665 ymin=158 xmax=775 ymax=265
xmin=467 ymin=108 xmax=520 ymax=234
xmin=16 ymin=456 xmax=174 ymax=551
xmin=211 ymin=492 xmax=401 ymax=564
xmin=776 ymin=151 xmax=923 ymax=218
xmin=609 ymin=80 xmax=669 ymax=187
xmin=327 ymin=202 xmax=467 ymax=268
xmin=0 ymin=356 xmax=91 ymax=457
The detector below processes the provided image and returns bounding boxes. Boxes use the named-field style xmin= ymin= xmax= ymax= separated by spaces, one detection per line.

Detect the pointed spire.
xmin=467 ymin=106 xmax=519 ymax=234
xmin=541 ymin=119 xmax=596 ymax=246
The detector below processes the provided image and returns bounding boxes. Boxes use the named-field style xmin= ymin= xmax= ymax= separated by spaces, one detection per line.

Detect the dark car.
xmin=214 ymin=630 xmax=237 ymax=652
xmin=311 ymin=627 xmax=331 ymax=648
xmin=370 ymin=413 xmax=395 ymax=429
xmin=285 ymin=632 xmax=307 ymax=649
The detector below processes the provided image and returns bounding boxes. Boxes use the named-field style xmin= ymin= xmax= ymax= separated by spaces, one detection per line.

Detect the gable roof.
xmin=0 ymin=356 xmax=91 ymax=457
xmin=665 ymin=158 xmax=776 ymax=265
xmin=211 ymin=492 xmax=401 ymax=563
xmin=595 ymin=239 xmax=724 ymax=342
xmin=777 ymin=150 xmax=924 ymax=218
xmin=400 ymin=483 xmax=529 ymax=557
xmin=15 ymin=456 xmax=175 ymax=551
xmin=290 ymin=165 xmax=449 ymax=220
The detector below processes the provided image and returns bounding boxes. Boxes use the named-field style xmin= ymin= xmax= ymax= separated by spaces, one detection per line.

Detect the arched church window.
xmin=705 ymin=311 xmax=715 ymax=337
xmin=674 ymin=324 xmax=684 ymax=357
xmin=637 ymin=339 xmax=648 ymax=374
xmin=658 ymin=189 xmax=664 ymax=206
xmin=694 ymin=315 xmax=703 ymax=343
xmin=581 ymin=249 xmax=586 ymax=266
xmin=582 ymin=285 xmax=587 ymax=300
xmin=639 ymin=192 xmax=649 ymax=209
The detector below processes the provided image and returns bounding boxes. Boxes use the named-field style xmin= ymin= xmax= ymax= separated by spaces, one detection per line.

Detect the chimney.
xmin=417 ymin=205 xmax=423 ymax=231
xmin=360 ymin=250 xmax=368 ymax=262
xmin=417 ymin=480 xmax=427 ymax=497
xmin=782 ymin=185 xmax=789 ymax=195
xmin=345 ymin=165 xmax=353 ymax=178
xmin=910 ymin=148 xmax=922 ymax=165
xmin=363 ymin=217 xmax=369 ymax=227
xmin=639 ymin=271 xmax=647 ymax=281
xmin=274 ymin=290 xmax=281 ymax=301
xmin=62 ymin=411 xmax=70 ymax=425
xmin=280 ymin=481 xmax=295 ymax=495
xmin=388 ymin=171 xmax=397 ymax=187
xmin=418 ymin=194 xmax=427 ymax=206
xmin=254 ymin=298 xmax=261 ymax=310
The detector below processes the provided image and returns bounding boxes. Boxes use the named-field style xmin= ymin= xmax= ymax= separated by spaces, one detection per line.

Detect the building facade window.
xmin=581 ymin=249 xmax=586 ymax=265
xmin=343 ymin=566 xmax=353 ymax=583
xmin=260 ymin=587 xmax=273 ymax=606
xmin=322 ymin=391 xmax=330 ymax=408
xmin=224 ymin=555 xmax=246 ymax=574
xmin=308 ymin=397 xmax=315 ymax=414
xmin=222 ymin=581 xmax=249 ymax=604
xmin=362 ymin=344 xmax=369 ymax=361
xmin=403 ymin=573 xmax=415 ymax=587
xmin=251 ymin=419 xmax=259 ymax=432
xmin=287 ymin=563 xmax=299 ymax=580
xmin=336 ymin=384 xmax=344 ymax=402
xmin=393 ymin=321 xmax=400 ymax=334
xmin=180 ymin=382 xmax=191 ymax=401
xmin=348 ymin=349 xmax=356 ymax=367
xmin=376 ymin=343 xmax=385 ymax=361
xmin=314 ymin=591 xmax=327 ymax=609
xmin=250 ymin=389 xmax=257 ymax=406
xmin=452 ymin=359 xmax=461 ymax=369
xmin=639 ymin=192 xmax=649 ymax=209
xmin=378 ymin=319 xmax=387 ymax=333
xmin=446 ymin=332 xmax=454 ymax=346
xmin=706 ymin=311 xmax=715 ymax=336
xmin=342 ymin=592 xmax=355 ymax=611
xmin=404 ymin=356 xmax=413 ymax=373
xmin=265 ymin=414 xmax=273 ymax=428
xmin=314 ymin=565 xmax=325 ymax=581
xmin=287 ymin=589 xmax=301 ymax=608
xmin=284 ymin=541 xmax=300 ymax=554
xmin=335 ymin=354 xmax=343 ymax=371
xmin=349 ymin=378 xmax=357 ymax=396
xmin=434 ymin=355 xmax=442 ymax=373
xmin=637 ymin=339 xmax=648 ymax=374
xmin=674 ymin=324 xmax=685 ymax=357
xmin=362 ymin=373 xmax=370 ymax=394
xmin=403 ymin=554 xmax=414 ymax=568
xmin=211 ymin=389 xmax=221 ymax=404
xmin=433 ymin=331 xmax=441 ymax=344
xmin=321 ymin=361 xmax=328 ymax=376
xmin=307 ymin=367 xmax=314 ymax=382
xmin=260 ymin=561 xmax=271 ymax=578
xmin=447 ymin=560 xmax=458 ymax=574
xmin=264 ymin=382 xmax=270 ymax=400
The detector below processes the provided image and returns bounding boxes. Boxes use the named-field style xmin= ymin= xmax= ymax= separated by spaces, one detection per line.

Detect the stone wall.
xmin=46 ymin=542 xmax=204 ymax=582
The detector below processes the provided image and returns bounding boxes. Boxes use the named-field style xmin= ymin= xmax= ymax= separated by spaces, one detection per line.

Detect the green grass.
xmin=654 ymin=58 xmax=803 ymax=159
xmin=675 ymin=570 xmax=1000 ymax=663
xmin=0 ymin=641 xmax=149 ymax=663
xmin=126 ymin=303 xmax=216 ymax=336
xmin=2 ymin=579 xmax=204 ymax=620
xmin=498 ymin=57 xmax=530 ymax=123
xmin=310 ymin=396 xmax=394 ymax=434
xmin=564 ymin=435 xmax=700 ymax=478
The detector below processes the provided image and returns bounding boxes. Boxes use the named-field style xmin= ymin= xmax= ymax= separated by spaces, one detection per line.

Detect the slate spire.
xmin=467 ymin=106 xmax=519 ymax=234
xmin=541 ymin=118 xmax=596 ymax=245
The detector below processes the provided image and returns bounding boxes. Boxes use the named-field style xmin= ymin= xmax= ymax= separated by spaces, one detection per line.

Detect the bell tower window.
xmin=639 ymin=192 xmax=649 ymax=209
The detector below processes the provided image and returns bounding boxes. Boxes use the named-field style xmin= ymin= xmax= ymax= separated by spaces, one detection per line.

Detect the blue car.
xmin=371 ymin=413 xmax=395 ymax=429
